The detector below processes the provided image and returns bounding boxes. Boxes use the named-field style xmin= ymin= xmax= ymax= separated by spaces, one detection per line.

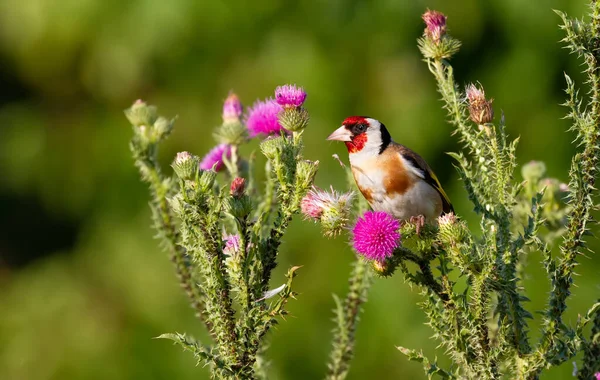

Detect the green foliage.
xmin=127 ymin=101 xmax=320 ymax=378
xmin=365 ymin=2 xmax=600 ymax=378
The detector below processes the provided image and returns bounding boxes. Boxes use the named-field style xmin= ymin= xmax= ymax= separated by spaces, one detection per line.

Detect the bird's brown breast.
xmin=350 ymin=151 xmax=412 ymax=204
xmin=380 ymin=151 xmax=411 ymax=195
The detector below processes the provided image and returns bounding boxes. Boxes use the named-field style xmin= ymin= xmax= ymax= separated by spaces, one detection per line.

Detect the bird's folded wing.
xmin=400 ymin=150 xmax=454 ymax=214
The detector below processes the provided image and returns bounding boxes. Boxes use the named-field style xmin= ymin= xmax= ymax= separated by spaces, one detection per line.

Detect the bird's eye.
xmin=354 ymin=124 xmax=367 ymax=134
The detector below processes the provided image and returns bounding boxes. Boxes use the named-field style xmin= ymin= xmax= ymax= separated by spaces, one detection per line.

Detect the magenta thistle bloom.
xmin=223 ymin=234 xmax=240 ymax=256
xmin=422 ymin=9 xmax=447 ymax=42
xmin=352 ymin=211 xmax=400 ymax=261
xmin=245 ymin=98 xmax=285 ymax=137
xmin=222 ymin=92 xmax=243 ymax=124
xmin=275 ymin=84 xmax=307 ymax=108
xmin=595 ymin=372 xmax=600 ymax=380
xmin=199 ymin=144 xmax=232 ymax=171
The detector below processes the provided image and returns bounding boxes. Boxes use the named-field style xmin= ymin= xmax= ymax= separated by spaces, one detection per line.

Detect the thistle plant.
xmin=126 ymin=3 xmax=600 ymax=379
xmin=308 ymin=4 xmax=600 ymax=380
xmin=126 ymin=85 xmax=324 ymax=378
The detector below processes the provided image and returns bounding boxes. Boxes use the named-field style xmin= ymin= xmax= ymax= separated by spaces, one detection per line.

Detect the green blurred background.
xmin=0 ymin=0 xmax=598 ymax=379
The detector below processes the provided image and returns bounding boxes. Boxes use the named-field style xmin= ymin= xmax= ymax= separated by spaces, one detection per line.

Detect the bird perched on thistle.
xmin=327 ymin=116 xmax=453 ymax=225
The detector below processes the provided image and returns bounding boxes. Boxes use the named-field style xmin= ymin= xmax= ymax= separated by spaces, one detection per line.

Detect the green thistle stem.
xmin=132 ymin=149 xmax=209 ymax=328
xmin=326 ymin=257 xmax=372 ymax=380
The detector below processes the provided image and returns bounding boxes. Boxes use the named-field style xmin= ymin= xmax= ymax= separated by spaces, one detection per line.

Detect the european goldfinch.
xmin=327 ymin=116 xmax=453 ymax=223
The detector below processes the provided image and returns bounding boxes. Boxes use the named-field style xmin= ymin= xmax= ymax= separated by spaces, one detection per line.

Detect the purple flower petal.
xmin=352 ymin=211 xmax=400 ymax=261
xmin=245 ymin=98 xmax=285 ymax=137
xmin=275 ymin=84 xmax=307 ymax=108
xmin=199 ymin=144 xmax=232 ymax=171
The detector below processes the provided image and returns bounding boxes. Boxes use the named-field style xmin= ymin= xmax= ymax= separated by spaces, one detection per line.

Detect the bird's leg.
xmin=409 ymin=215 xmax=426 ymax=235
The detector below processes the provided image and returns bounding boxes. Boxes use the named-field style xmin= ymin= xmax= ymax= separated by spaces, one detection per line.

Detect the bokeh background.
xmin=1 ymin=0 xmax=599 ymax=379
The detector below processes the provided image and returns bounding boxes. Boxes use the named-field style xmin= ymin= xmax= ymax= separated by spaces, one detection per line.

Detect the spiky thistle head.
xmin=275 ymin=84 xmax=307 ymax=109
xmin=301 ymin=186 xmax=354 ymax=237
xmin=352 ymin=211 xmax=400 ymax=261
xmin=422 ymin=9 xmax=447 ymax=43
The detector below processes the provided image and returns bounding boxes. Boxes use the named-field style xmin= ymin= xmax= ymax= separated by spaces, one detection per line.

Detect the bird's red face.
xmin=327 ymin=116 xmax=390 ymax=156
xmin=327 ymin=116 xmax=371 ymax=153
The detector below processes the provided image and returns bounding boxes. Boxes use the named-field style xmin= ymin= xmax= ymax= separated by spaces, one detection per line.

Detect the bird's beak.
xmin=327 ymin=126 xmax=352 ymax=142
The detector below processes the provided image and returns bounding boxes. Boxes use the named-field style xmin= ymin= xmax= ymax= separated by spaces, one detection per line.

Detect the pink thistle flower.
xmin=222 ymin=92 xmax=243 ymax=124
xmin=275 ymin=84 xmax=307 ymax=108
xmin=352 ymin=211 xmax=400 ymax=261
xmin=199 ymin=144 xmax=232 ymax=171
xmin=223 ymin=234 xmax=240 ymax=256
xmin=245 ymin=98 xmax=285 ymax=137
xmin=422 ymin=9 xmax=447 ymax=42
xmin=595 ymin=372 xmax=600 ymax=380
xmin=301 ymin=190 xmax=325 ymax=220
xmin=300 ymin=186 xmax=354 ymax=221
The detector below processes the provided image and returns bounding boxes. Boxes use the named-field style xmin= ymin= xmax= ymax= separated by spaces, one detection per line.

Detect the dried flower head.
xmin=465 ymin=83 xmax=494 ymax=125
xmin=223 ymin=234 xmax=241 ymax=256
xmin=301 ymin=187 xmax=351 ymax=220
xmin=245 ymin=99 xmax=285 ymax=137
xmin=230 ymin=177 xmax=246 ymax=198
xmin=301 ymin=186 xmax=354 ymax=237
xmin=352 ymin=211 xmax=400 ymax=261
xmin=422 ymin=9 xmax=447 ymax=43
xmin=301 ymin=194 xmax=323 ymax=220
xmin=275 ymin=84 xmax=307 ymax=109
xmin=199 ymin=144 xmax=232 ymax=171
xmin=222 ymin=92 xmax=243 ymax=124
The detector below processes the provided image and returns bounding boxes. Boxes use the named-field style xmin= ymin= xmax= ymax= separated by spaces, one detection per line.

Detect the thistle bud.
xmin=466 ymin=84 xmax=494 ymax=125
xmin=437 ymin=212 xmax=468 ymax=246
xmin=521 ymin=160 xmax=547 ymax=184
xmin=197 ymin=170 xmax=217 ymax=192
xmin=222 ymin=92 xmax=243 ymax=124
xmin=295 ymin=160 xmax=320 ymax=191
xmin=438 ymin=212 xmax=458 ymax=228
xmin=154 ymin=116 xmax=175 ymax=139
xmin=260 ymin=136 xmax=285 ymax=160
xmin=230 ymin=177 xmax=246 ymax=198
xmin=418 ymin=10 xmax=460 ymax=60
xmin=124 ymin=99 xmax=158 ymax=127
xmin=172 ymin=151 xmax=199 ymax=180
xmin=213 ymin=122 xmax=249 ymax=146
xmin=278 ymin=107 xmax=310 ymax=132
